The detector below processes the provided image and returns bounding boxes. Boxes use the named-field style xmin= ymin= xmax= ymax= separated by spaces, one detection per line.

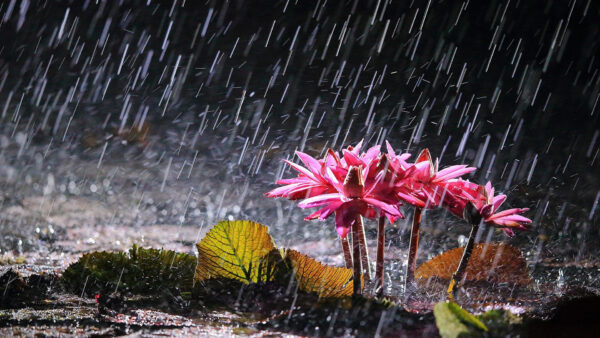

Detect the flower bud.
xmin=343 ymin=166 xmax=364 ymax=198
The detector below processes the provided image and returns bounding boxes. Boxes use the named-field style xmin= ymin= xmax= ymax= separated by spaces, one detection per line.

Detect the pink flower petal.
xmin=298 ymin=193 xmax=341 ymax=208
xmin=492 ymin=194 xmax=507 ymax=212
xmin=284 ymin=160 xmax=317 ymax=181
xmin=276 ymin=177 xmax=311 ymax=185
xmin=265 ymin=184 xmax=301 ymax=197
xmin=434 ymin=165 xmax=476 ymax=182
xmin=285 ymin=185 xmax=329 ymax=200
xmin=324 ymin=166 xmax=344 ymax=193
xmin=364 ymin=170 xmax=385 ymax=196
xmin=385 ymin=212 xmax=401 ymax=224
xmin=484 ymin=182 xmax=494 ymax=201
xmin=305 ymin=200 xmax=344 ymax=221
xmin=491 ymin=207 xmax=530 ymax=219
xmin=385 ymin=140 xmax=396 ymax=158
xmin=342 ymin=149 xmax=363 ymax=167
xmin=336 ymin=221 xmax=352 ymax=238
xmin=415 ymin=148 xmax=432 ymax=164
xmin=362 ymin=145 xmax=381 ymax=162
xmin=350 ymin=140 xmax=363 ymax=154
xmin=326 ymin=149 xmax=342 ymax=167
xmin=335 ymin=202 xmax=363 ymax=238
xmin=480 ymin=204 xmax=494 ymax=218
xmin=363 ymin=197 xmax=402 ymax=217
xmin=488 ymin=214 xmax=532 ymax=224
xmin=397 ymin=190 xmax=426 ymax=207
xmin=296 ymin=151 xmax=323 ymax=177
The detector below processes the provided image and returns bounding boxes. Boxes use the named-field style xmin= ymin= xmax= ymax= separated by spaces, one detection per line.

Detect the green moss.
xmin=62 ymin=244 xmax=197 ymax=296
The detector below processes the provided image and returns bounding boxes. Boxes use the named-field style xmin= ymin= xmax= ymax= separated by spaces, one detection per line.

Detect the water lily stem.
xmin=341 ymin=236 xmax=353 ymax=268
xmin=405 ymin=207 xmax=422 ymax=292
xmin=357 ymin=217 xmax=371 ymax=282
xmin=352 ymin=217 xmax=363 ymax=295
xmin=447 ymin=222 xmax=480 ymax=299
xmin=375 ymin=215 xmax=385 ymax=296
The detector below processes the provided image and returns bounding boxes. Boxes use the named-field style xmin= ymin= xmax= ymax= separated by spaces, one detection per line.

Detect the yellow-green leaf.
xmin=284 ymin=249 xmax=355 ymax=298
xmin=434 ymin=301 xmax=488 ymax=338
xmin=195 ymin=220 xmax=278 ymax=284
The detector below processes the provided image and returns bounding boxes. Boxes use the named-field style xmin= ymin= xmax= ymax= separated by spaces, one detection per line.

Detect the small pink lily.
xmin=447 ymin=182 xmax=532 ymax=298
xmin=456 ymin=182 xmax=532 ymax=236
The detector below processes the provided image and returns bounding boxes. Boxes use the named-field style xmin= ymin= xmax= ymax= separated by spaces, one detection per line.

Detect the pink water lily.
xmin=267 ymin=142 xmax=409 ymax=295
xmin=464 ymin=182 xmax=532 ymax=236
xmin=447 ymin=181 xmax=532 ymax=298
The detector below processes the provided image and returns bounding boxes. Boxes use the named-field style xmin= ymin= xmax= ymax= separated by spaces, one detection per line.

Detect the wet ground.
xmin=1 ymin=0 xmax=600 ymax=336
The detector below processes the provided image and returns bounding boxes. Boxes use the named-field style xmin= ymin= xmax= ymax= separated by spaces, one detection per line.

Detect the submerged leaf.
xmin=283 ymin=249 xmax=355 ymax=298
xmin=415 ymin=243 xmax=530 ymax=286
xmin=62 ymin=245 xmax=196 ymax=295
xmin=434 ymin=302 xmax=487 ymax=338
xmin=195 ymin=220 xmax=279 ymax=284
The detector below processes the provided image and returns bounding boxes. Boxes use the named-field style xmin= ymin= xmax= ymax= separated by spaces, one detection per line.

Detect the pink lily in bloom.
xmin=460 ymin=182 xmax=532 ymax=236
xmin=268 ymin=142 xmax=396 ymax=227
xmin=436 ymin=179 xmax=482 ymax=218
xmin=267 ymin=142 xmax=406 ymax=295
xmin=328 ymin=143 xmax=402 ymax=289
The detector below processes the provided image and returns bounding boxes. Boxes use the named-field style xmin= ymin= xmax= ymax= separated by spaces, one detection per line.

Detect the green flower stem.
xmin=447 ymin=222 xmax=480 ymax=299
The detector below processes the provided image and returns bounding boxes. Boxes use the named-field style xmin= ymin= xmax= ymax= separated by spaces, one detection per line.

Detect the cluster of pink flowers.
xmin=267 ymin=141 xmax=531 ymax=237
